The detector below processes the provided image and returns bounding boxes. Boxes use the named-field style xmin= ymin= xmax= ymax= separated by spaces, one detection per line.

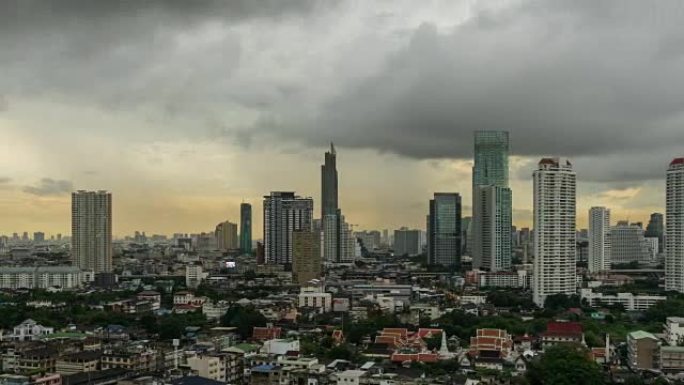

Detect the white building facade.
xmin=533 ymin=158 xmax=577 ymax=307
xmin=588 ymin=207 xmax=611 ymax=273
xmin=666 ymin=158 xmax=684 ymax=292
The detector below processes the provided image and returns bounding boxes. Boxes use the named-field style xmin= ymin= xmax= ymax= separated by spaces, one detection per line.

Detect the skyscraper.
xmin=215 ymin=220 xmax=238 ymax=251
xmin=427 ymin=193 xmax=462 ymax=267
xmin=293 ymin=230 xmax=321 ymax=285
xmin=321 ymin=143 xmax=338 ymax=218
xmin=473 ymin=186 xmax=512 ymax=271
xmin=72 ymin=190 xmax=112 ymax=273
xmin=240 ymin=203 xmax=252 ymax=254
xmin=666 ymin=158 xmax=684 ymax=292
xmin=588 ymin=207 xmax=611 ymax=273
xmin=645 ymin=213 xmax=664 ymax=254
xmin=472 ymin=131 xmax=512 ymax=271
xmin=533 ymin=158 xmax=576 ymax=307
xmin=263 ymin=191 xmax=313 ymax=265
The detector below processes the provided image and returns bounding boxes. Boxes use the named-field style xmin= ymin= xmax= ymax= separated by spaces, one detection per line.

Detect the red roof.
xmin=543 ymin=322 xmax=583 ymax=337
xmin=671 ymin=158 xmax=684 ymax=167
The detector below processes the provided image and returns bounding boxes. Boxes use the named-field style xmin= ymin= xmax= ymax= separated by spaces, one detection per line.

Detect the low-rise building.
xmin=13 ymin=319 xmax=54 ymax=341
xmin=541 ymin=322 xmax=584 ymax=350
xmin=0 ymin=266 xmax=93 ymax=290
xmin=55 ymin=350 xmax=101 ymax=375
xmin=660 ymin=346 xmax=684 ymax=372
xmin=627 ymin=331 xmax=660 ymax=370
xmin=187 ymin=354 xmax=227 ymax=382
xmin=298 ymin=287 xmax=332 ymax=314
xmin=665 ymin=317 xmax=684 ymax=346
xmin=580 ymin=289 xmax=666 ymax=311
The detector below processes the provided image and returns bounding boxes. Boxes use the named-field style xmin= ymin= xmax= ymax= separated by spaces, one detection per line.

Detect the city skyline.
xmin=1 ymin=1 xmax=681 ymax=236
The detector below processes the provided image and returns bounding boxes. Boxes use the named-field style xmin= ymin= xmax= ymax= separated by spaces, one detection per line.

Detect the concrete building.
xmin=627 ymin=331 xmax=660 ymax=370
xmin=293 ymin=231 xmax=321 ymax=285
xmin=610 ymin=221 xmax=651 ymax=264
xmin=298 ymin=286 xmax=332 ymax=313
xmin=393 ymin=228 xmax=421 ymax=256
xmin=533 ymin=158 xmax=577 ymax=307
xmin=354 ymin=230 xmax=381 ymax=251
xmin=215 ymin=221 xmax=239 ymax=251
xmin=72 ymin=190 xmax=112 ymax=273
xmin=660 ymin=346 xmax=684 ymax=373
xmin=588 ymin=207 xmax=611 ymax=273
xmin=185 ymin=264 xmax=205 ymax=289
xmin=667 ymin=158 xmax=684 ymax=292
xmin=472 ymin=131 xmax=512 ymax=273
xmin=579 ymin=288 xmax=666 ymax=311
xmin=187 ymin=354 xmax=227 ymax=382
xmin=263 ymin=192 xmax=313 ymax=265
xmin=427 ymin=193 xmax=462 ymax=267
xmin=472 ymin=186 xmax=511 ymax=271
xmin=665 ymin=317 xmax=684 ymax=346
xmin=645 ymin=212 xmax=664 ymax=254
xmin=0 ymin=266 xmax=93 ymax=290
xmin=12 ymin=319 xmax=54 ymax=341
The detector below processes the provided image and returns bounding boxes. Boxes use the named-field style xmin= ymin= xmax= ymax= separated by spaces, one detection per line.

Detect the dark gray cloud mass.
xmin=3 ymin=0 xmax=684 ymax=185
xmin=23 ymin=178 xmax=74 ymax=196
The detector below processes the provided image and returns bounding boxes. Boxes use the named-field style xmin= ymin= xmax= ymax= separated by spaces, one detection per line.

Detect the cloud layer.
xmin=1 ymin=0 xmax=682 ymax=234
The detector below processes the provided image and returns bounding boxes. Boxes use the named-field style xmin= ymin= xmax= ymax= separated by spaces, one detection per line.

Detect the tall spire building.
xmin=321 ymin=143 xmax=354 ymax=263
xmin=321 ymin=143 xmax=338 ymax=218
xmin=472 ymin=131 xmax=512 ymax=272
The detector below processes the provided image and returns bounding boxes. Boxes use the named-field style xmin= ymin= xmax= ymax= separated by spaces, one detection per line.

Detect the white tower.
xmin=533 ymin=158 xmax=577 ymax=307
xmin=666 ymin=158 xmax=684 ymax=292
xmin=588 ymin=207 xmax=611 ymax=273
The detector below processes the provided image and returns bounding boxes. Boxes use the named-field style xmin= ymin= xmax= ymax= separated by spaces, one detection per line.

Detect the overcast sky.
xmin=2 ymin=0 xmax=683 ymax=237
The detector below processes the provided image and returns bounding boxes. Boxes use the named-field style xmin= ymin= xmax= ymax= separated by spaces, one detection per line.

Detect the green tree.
xmin=526 ymin=344 xmax=603 ymax=385
xmin=220 ymin=305 xmax=268 ymax=339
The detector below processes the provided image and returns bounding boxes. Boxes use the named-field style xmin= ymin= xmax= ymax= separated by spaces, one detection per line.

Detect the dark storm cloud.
xmin=23 ymin=178 xmax=73 ymax=196
xmin=266 ymin=1 xmax=684 ymax=163
xmin=3 ymin=0 xmax=684 ymax=187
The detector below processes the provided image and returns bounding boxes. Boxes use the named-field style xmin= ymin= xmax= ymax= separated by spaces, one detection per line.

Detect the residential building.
xmin=298 ymin=286 xmax=332 ymax=313
xmin=627 ymin=331 xmax=660 ymax=370
xmin=240 ymin=203 xmax=253 ymax=254
xmin=667 ymin=158 xmax=684 ymax=292
xmin=263 ymin=192 xmax=314 ymax=265
xmin=611 ymin=221 xmax=651 ymax=264
xmin=215 ymin=221 xmax=238 ymax=251
xmin=187 ymin=354 xmax=227 ymax=382
xmin=393 ymin=228 xmax=421 ymax=256
xmin=72 ymin=190 xmax=112 ymax=273
xmin=12 ymin=319 xmax=54 ymax=341
xmin=472 ymin=131 xmax=512 ymax=273
xmin=588 ymin=207 xmax=611 ymax=273
xmin=665 ymin=317 xmax=684 ymax=346
xmin=250 ymin=364 xmax=282 ymax=385
xmin=660 ymin=346 xmax=684 ymax=372
xmin=354 ymin=231 xmax=381 ymax=251
xmin=533 ymin=158 xmax=577 ymax=307
xmin=323 ymin=210 xmax=354 ymax=263
xmin=55 ymin=351 xmax=101 ymax=375
xmin=185 ymin=264 xmax=205 ymax=289
xmin=427 ymin=193 xmax=462 ymax=267
xmin=293 ymin=231 xmax=321 ymax=285
xmin=580 ymin=289 xmax=666 ymax=311
xmin=0 ymin=266 xmax=93 ymax=290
